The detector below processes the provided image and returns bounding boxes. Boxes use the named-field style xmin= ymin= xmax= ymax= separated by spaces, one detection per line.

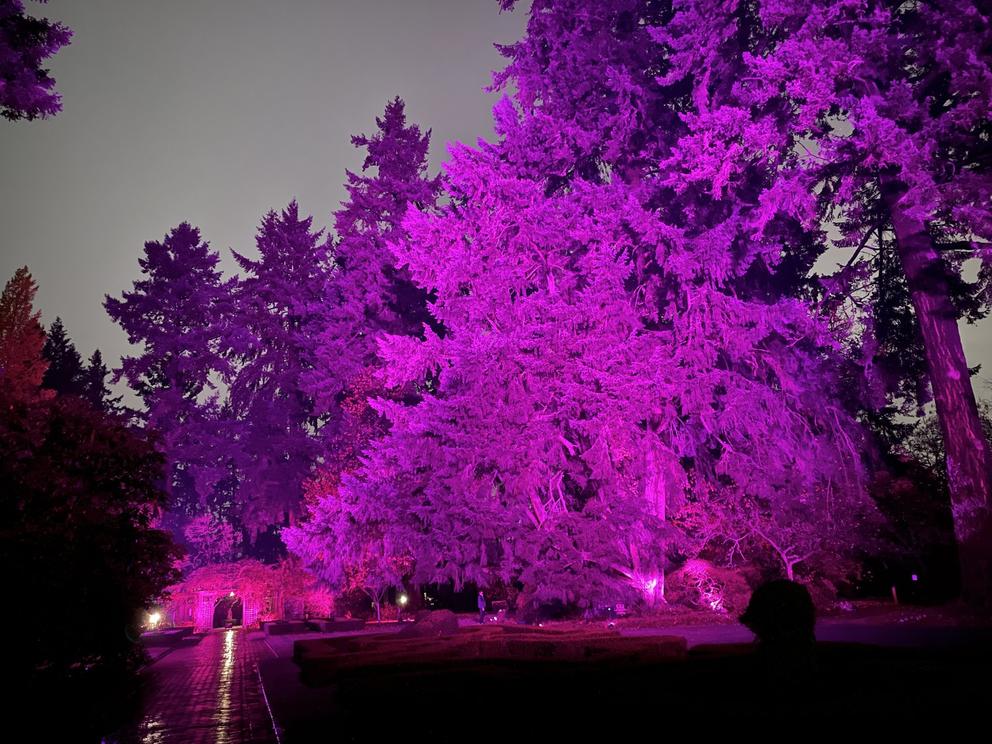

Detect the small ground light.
xmin=398 ymin=593 xmax=409 ymax=606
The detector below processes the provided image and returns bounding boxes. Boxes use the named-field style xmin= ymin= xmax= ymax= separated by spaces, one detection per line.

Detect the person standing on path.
xmin=477 ymin=591 xmax=486 ymax=624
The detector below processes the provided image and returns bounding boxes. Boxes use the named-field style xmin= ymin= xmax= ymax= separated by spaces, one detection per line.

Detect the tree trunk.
xmin=882 ymin=177 xmax=992 ymax=606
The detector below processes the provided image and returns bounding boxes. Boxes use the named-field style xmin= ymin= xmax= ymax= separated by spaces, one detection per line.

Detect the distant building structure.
xmin=162 ymin=559 xmax=332 ymax=632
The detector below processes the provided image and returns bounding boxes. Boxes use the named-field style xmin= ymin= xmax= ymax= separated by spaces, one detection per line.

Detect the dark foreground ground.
xmin=30 ymin=609 xmax=989 ymax=742
xmin=266 ymin=646 xmax=992 ymax=740
xmin=260 ymin=620 xmax=992 ymax=741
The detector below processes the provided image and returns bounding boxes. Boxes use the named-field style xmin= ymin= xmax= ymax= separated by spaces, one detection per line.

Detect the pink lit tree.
xmin=288 ymin=454 xmax=414 ymax=622
xmin=679 ymin=473 xmax=884 ymax=584
xmin=288 ymin=99 xmax=439 ymax=605
xmin=315 ymin=136 xmax=870 ymax=607
xmin=491 ymin=0 xmax=992 ymax=602
xmin=287 ymin=3 xmax=885 ymax=609
xmin=647 ymin=0 xmax=992 ymax=603
xmin=182 ymin=513 xmax=240 ymax=568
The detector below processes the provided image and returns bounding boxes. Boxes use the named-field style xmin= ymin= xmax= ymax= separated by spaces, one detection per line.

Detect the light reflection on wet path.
xmin=112 ymin=629 xmax=276 ymax=743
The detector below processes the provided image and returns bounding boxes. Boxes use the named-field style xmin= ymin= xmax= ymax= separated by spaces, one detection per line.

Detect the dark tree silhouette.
xmin=1 ymin=380 xmax=179 ymax=740
xmin=80 ymin=348 xmax=122 ymax=414
xmin=42 ymin=316 xmax=85 ymax=397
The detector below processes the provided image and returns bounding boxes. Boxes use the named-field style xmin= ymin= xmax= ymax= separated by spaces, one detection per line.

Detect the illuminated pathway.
xmin=114 ymin=629 xmax=278 ymax=744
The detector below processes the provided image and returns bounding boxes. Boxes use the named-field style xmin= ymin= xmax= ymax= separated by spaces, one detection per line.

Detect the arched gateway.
xmin=163 ymin=559 xmax=333 ymax=632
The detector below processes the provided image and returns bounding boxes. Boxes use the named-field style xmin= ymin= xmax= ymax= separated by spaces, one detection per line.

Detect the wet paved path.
xmin=114 ymin=629 xmax=278 ymax=743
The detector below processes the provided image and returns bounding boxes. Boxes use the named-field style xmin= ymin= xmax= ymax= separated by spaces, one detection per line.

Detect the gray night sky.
xmin=1 ymin=0 xmax=989 ymax=401
xmin=0 ymin=0 xmax=528 ymax=376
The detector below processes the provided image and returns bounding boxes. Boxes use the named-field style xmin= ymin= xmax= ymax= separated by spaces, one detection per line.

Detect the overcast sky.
xmin=1 ymin=0 xmax=989 ymax=402
xmin=0 ymin=0 xmax=528 ymax=373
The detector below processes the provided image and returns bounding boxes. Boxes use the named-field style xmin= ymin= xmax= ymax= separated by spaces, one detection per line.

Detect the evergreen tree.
xmin=105 ymin=223 xmax=233 ymax=508
xmin=0 ymin=0 xmax=71 ymax=120
xmin=307 ymin=97 xmax=441 ymax=416
xmin=41 ymin=316 xmax=85 ymax=396
xmin=81 ymin=349 xmax=121 ymax=414
xmin=646 ymin=0 xmax=992 ymax=604
xmin=289 ymin=118 xmax=875 ymax=609
xmin=1 ymin=390 xmax=179 ymax=739
xmin=225 ymin=202 xmax=331 ymax=530
xmin=0 ymin=266 xmax=48 ymax=402
xmin=288 ymin=100 xmax=441 ymax=579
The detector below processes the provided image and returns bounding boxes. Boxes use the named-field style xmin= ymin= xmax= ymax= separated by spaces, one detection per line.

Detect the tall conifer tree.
xmin=225 ymin=202 xmax=330 ymax=530
xmin=288 ymin=100 xmax=441 ymax=573
xmin=0 ymin=266 xmax=48 ymax=401
xmin=81 ymin=349 xmax=120 ymax=414
xmin=645 ymin=0 xmax=992 ymax=604
xmin=307 ymin=97 xmax=441 ymax=416
xmin=42 ymin=317 xmax=85 ymax=396
xmin=105 ymin=223 xmax=232 ymax=507
xmin=289 ymin=29 xmax=879 ymax=605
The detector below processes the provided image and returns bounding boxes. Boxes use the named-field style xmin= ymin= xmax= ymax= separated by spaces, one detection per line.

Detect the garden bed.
xmin=305 ymin=617 xmax=367 ymax=633
xmin=293 ymin=625 xmax=688 ymax=686
xmin=264 ymin=620 xmax=311 ymax=636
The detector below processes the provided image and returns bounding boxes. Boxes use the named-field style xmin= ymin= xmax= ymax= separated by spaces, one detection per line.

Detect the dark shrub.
xmin=739 ymin=579 xmax=816 ymax=646
xmin=519 ymin=598 xmax=568 ymax=625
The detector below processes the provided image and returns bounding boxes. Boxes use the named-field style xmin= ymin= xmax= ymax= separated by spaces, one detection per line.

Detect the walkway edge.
xmin=255 ymin=661 xmax=284 ymax=744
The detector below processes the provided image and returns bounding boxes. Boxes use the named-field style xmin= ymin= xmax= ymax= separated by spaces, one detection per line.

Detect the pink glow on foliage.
xmin=102 ymin=0 xmax=992 ymax=612
xmin=283 ymin=2 xmax=899 ymax=609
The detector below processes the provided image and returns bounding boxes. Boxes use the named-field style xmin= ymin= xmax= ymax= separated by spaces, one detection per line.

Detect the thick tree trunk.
xmin=882 ymin=177 xmax=992 ymax=606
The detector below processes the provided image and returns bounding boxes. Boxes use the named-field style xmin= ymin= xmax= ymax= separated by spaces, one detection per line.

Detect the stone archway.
xmin=212 ymin=593 xmax=243 ymax=628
